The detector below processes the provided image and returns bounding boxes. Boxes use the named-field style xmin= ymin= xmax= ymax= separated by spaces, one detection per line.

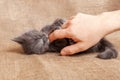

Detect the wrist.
xmin=100 ymin=11 xmax=120 ymax=36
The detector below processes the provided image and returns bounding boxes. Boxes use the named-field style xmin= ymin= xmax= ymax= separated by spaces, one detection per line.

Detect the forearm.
xmin=100 ymin=10 xmax=120 ymax=35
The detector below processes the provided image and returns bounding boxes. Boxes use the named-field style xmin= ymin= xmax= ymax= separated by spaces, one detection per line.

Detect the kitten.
xmin=13 ymin=19 xmax=118 ymax=59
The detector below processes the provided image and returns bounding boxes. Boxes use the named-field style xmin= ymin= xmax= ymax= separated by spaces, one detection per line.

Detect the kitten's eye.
xmin=34 ymin=37 xmax=41 ymax=41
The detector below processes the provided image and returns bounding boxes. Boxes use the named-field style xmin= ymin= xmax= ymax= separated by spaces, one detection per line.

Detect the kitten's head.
xmin=13 ymin=30 xmax=49 ymax=54
xmin=12 ymin=18 xmax=65 ymax=54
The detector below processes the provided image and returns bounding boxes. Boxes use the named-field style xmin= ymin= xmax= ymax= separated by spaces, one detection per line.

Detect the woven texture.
xmin=0 ymin=0 xmax=120 ymax=80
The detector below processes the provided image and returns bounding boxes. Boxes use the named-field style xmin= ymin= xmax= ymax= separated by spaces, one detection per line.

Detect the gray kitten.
xmin=13 ymin=19 xmax=118 ymax=59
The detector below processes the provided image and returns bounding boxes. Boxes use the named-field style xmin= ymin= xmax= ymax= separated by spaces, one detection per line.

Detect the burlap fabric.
xmin=0 ymin=0 xmax=120 ymax=80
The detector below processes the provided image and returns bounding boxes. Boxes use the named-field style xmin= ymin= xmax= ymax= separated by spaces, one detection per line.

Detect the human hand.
xmin=49 ymin=12 xmax=120 ymax=56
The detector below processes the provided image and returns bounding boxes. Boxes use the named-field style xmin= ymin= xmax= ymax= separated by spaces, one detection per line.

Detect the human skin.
xmin=49 ymin=10 xmax=120 ymax=56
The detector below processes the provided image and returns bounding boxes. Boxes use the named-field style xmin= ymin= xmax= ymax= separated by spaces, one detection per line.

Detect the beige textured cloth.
xmin=0 ymin=0 xmax=120 ymax=80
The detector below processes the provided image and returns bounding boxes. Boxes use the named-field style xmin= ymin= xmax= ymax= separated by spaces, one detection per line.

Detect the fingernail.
xmin=61 ymin=51 xmax=66 ymax=56
xmin=61 ymin=50 xmax=68 ymax=56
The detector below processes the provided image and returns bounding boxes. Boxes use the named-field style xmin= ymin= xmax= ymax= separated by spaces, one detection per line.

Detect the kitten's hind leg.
xmin=97 ymin=47 xmax=118 ymax=59
xmin=96 ymin=39 xmax=118 ymax=59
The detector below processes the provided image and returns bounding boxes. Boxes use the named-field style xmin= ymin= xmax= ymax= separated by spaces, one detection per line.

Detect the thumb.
xmin=60 ymin=42 xmax=89 ymax=56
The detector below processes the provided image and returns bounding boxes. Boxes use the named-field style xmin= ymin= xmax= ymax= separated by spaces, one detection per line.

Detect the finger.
xmin=62 ymin=20 xmax=71 ymax=29
xmin=60 ymin=42 xmax=89 ymax=56
xmin=49 ymin=29 xmax=71 ymax=42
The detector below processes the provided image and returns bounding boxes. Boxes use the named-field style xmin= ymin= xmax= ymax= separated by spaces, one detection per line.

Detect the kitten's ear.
xmin=12 ymin=37 xmax=24 ymax=44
